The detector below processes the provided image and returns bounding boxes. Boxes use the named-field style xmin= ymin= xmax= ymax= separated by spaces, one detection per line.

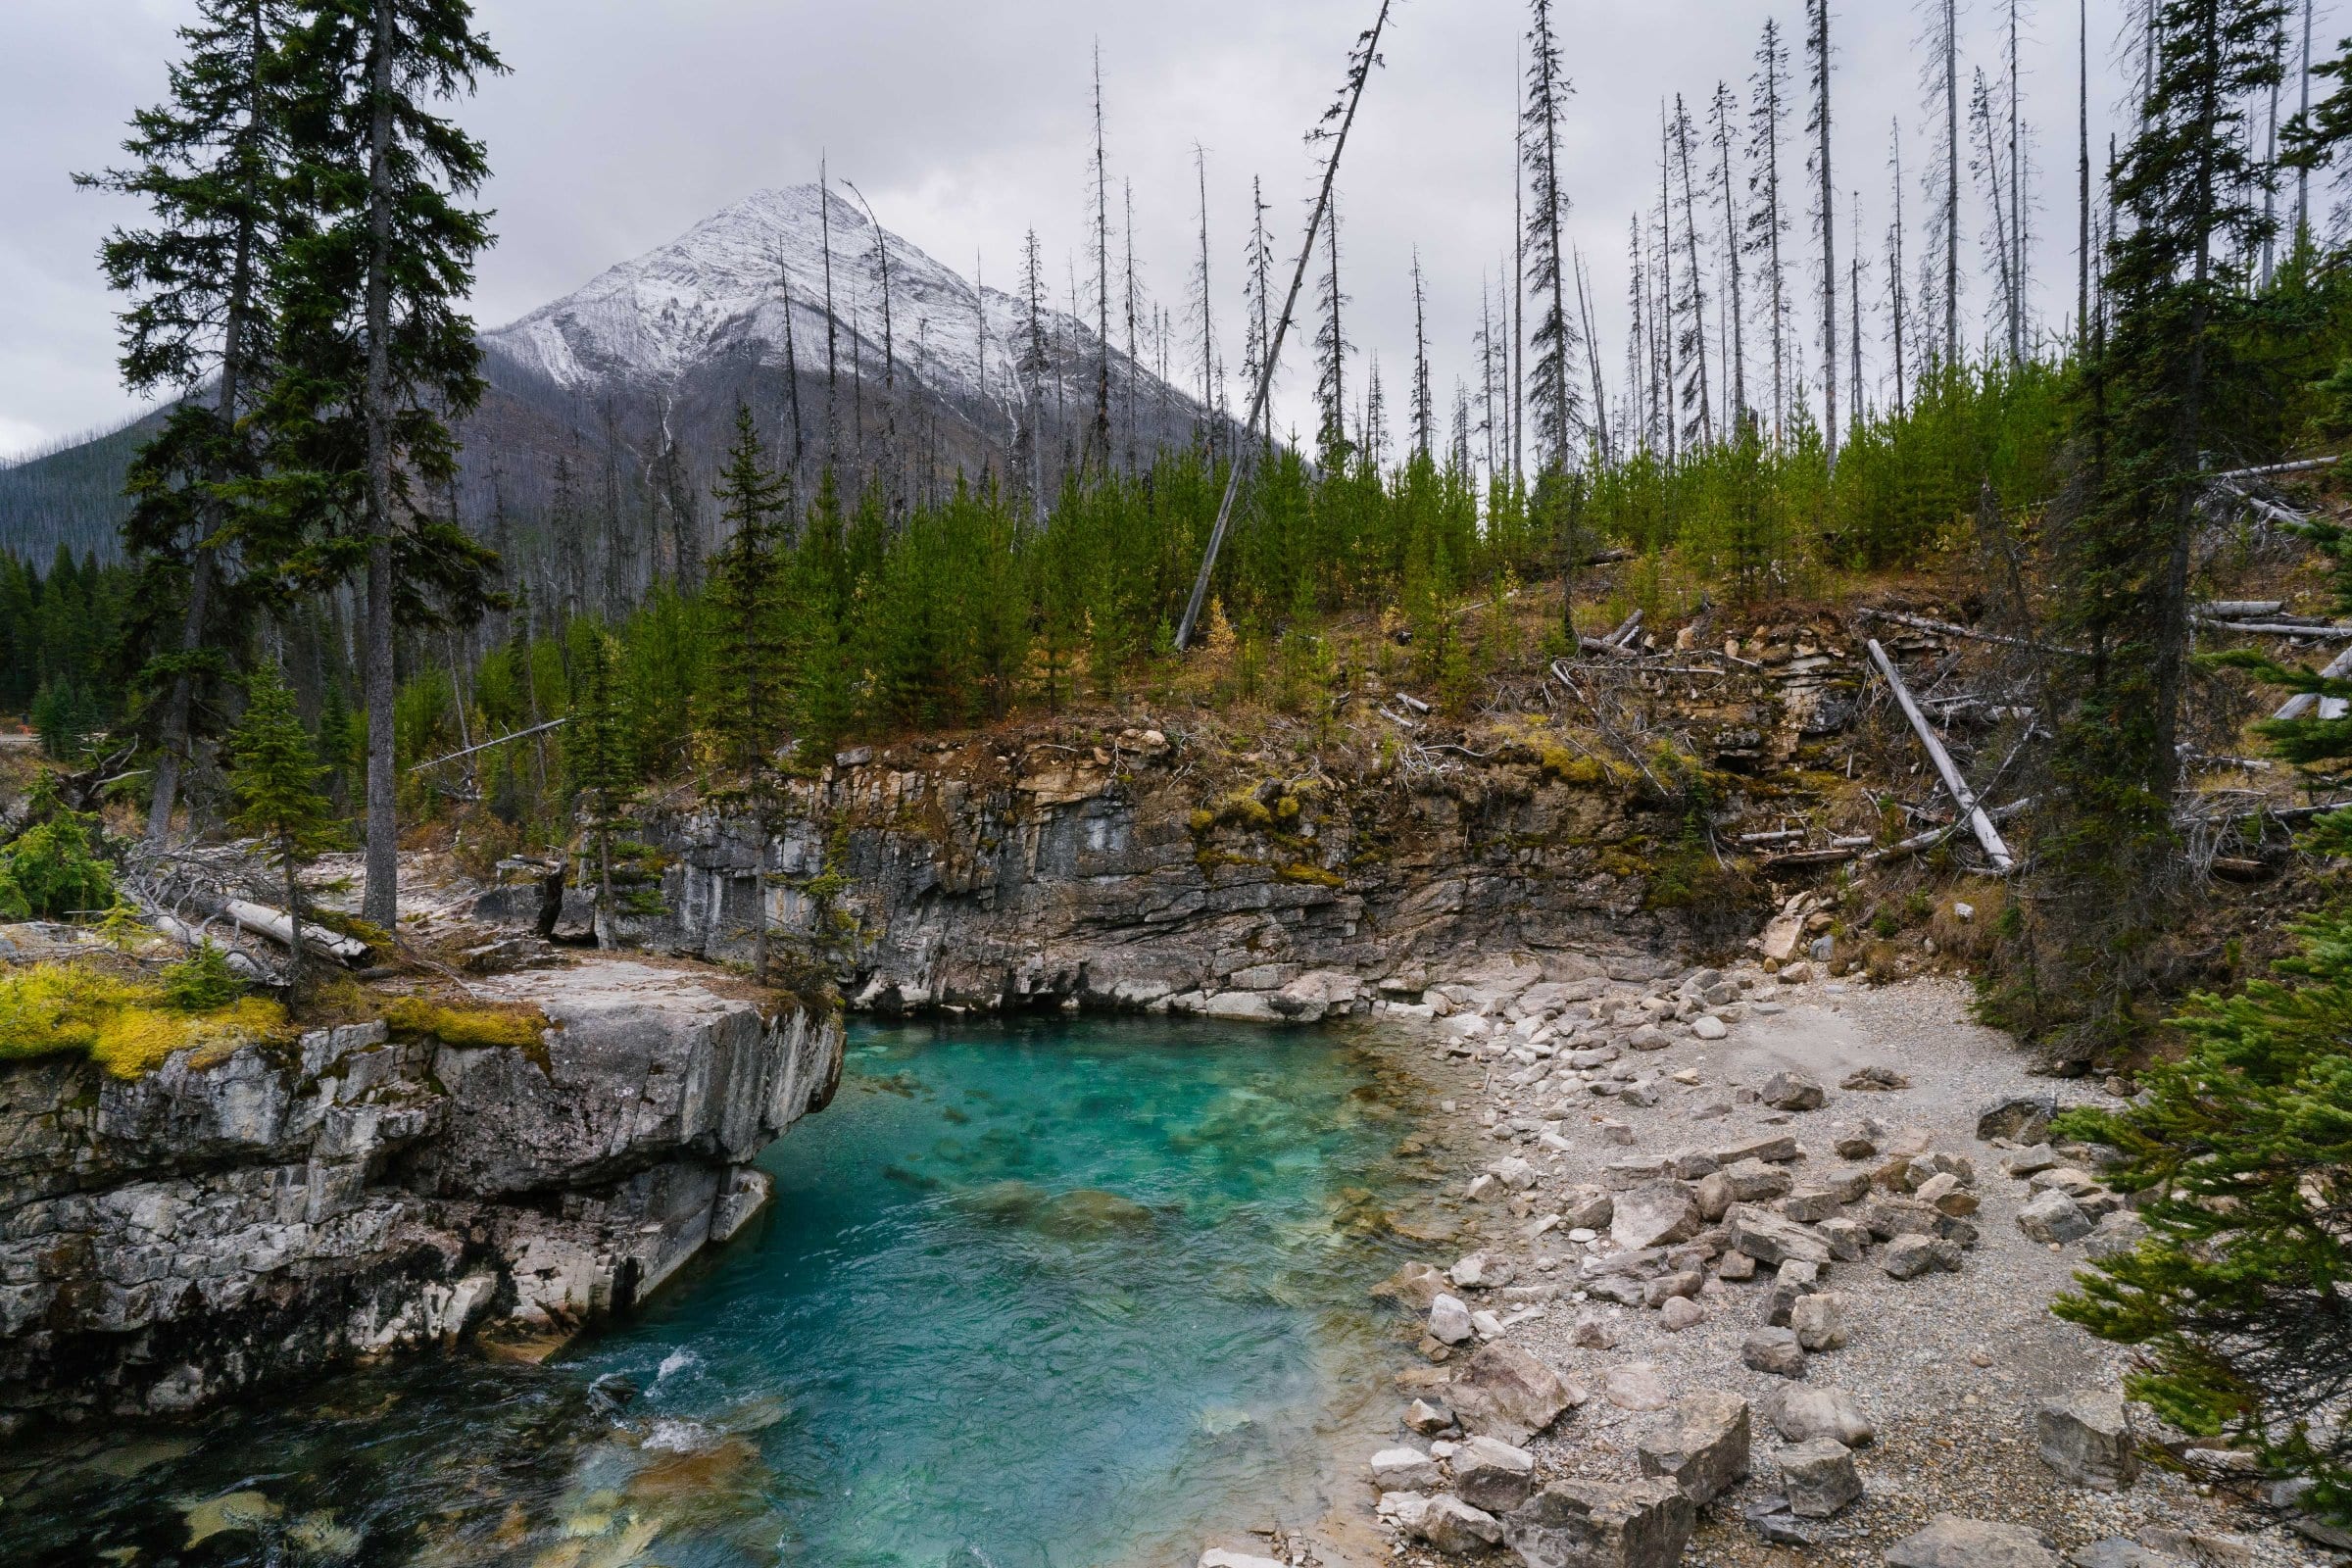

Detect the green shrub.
xmin=0 ymin=809 xmax=116 ymax=921
xmin=161 ymin=942 xmax=246 ymax=1010
xmin=2053 ymin=907 xmax=2352 ymax=1525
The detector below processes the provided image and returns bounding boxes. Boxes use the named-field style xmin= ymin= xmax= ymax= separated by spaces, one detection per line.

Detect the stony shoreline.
xmin=1197 ymin=960 xmax=2348 ymax=1568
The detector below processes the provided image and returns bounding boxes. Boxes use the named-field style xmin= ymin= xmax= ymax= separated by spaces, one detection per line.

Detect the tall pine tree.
xmin=705 ymin=406 xmax=791 ymax=980
xmin=78 ymin=0 xmax=301 ymax=847
xmin=268 ymin=0 xmax=505 ymax=930
xmin=2017 ymin=0 xmax=2291 ymax=1056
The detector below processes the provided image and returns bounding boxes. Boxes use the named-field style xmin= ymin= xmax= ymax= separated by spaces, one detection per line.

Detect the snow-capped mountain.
xmin=485 ymin=183 xmax=1145 ymax=420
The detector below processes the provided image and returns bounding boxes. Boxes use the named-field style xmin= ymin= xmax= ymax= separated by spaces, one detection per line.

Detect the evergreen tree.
xmin=266 ymin=0 xmax=505 ymax=931
xmin=564 ymin=628 xmax=635 ymax=931
xmin=77 ymin=0 xmax=301 ymax=846
xmin=2019 ymin=0 xmax=2291 ymax=1055
xmin=705 ymin=405 xmax=791 ymax=979
xmin=1521 ymin=0 xmax=1581 ymax=473
xmin=2053 ymin=915 xmax=2352 ymax=1525
xmin=224 ymin=664 xmax=338 ymax=986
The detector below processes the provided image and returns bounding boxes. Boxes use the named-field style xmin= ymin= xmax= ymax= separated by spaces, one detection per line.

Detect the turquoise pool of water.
xmin=0 ymin=1016 xmax=1434 ymax=1568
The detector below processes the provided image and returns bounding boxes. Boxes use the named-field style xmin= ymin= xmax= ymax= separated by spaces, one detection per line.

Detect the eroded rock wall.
xmin=0 ymin=958 xmax=842 ymax=1425
xmin=596 ymin=732 xmax=1716 ymax=1018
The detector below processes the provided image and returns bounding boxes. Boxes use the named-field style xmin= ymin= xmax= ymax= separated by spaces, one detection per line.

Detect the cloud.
xmin=0 ymin=0 xmax=2229 ymax=459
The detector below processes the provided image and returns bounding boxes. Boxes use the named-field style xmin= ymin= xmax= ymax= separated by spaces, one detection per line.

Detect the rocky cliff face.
xmin=583 ymin=725 xmax=1737 ymax=1020
xmin=0 ymin=956 xmax=842 ymax=1426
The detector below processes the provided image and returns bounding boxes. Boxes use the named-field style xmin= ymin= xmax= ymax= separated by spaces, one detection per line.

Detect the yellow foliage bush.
xmin=0 ymin=965 xmax=290 ymax=1079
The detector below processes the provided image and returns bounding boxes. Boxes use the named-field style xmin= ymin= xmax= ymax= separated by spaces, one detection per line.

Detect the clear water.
xmin=0 ymin=1017 xmax=1441 ymax=1568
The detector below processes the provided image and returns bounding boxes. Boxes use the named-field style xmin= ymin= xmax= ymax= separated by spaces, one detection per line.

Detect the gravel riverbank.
xmin=1200 ymin=963 xmax=2346 ymax=1568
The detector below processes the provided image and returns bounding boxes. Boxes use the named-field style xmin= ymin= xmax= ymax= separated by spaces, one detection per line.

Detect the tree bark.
xmin=361 ymin=0 xmax=399 ymax=930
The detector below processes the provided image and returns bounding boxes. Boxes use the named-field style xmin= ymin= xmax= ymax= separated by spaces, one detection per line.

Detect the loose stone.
xmin=1780 ymin=1436 xmax=1864 ymax=1518
xmin=1636 ymin=1390 xmax=1751 ymax=1506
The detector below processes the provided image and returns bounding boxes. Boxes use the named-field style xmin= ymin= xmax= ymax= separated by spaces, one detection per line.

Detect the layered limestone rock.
xmin=0 ymin=956 xmax=842 ymax=1425
xmin=572 ymin=728 xmax=1716 ymax=1017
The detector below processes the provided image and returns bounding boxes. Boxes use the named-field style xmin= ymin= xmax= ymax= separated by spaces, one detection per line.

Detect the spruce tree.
xmin=2053 ymin=916 xmax=2352 ymax=1525
xmin=78 ymin=0 xmax=301 ymax=847
xmin=706 ymin=406 xmax=791 ymax=979
xmin=266 ymin=0 xmax=505 ymax=931
xmin=564 ymin=628 xmax=635 ymax=932
xmin=2020 ymin=0 xmax=2290 ymax=1055
xmin=224 ymin=664 xmax=338 ymax=987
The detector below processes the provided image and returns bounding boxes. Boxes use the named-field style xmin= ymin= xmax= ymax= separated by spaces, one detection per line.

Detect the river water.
xmin=2 ymin=1017 xmax=1444 ymax=1568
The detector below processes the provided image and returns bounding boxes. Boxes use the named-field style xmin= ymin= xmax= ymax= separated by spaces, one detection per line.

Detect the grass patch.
xmin=381 ymin=996 xmax=550 ymax=1053
xmin=0 ymin=964 xmax=291 ymax=1079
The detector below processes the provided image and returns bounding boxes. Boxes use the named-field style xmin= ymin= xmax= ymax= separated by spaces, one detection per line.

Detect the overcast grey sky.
xmin=0 ymin=0 xmax=2311 ymax=461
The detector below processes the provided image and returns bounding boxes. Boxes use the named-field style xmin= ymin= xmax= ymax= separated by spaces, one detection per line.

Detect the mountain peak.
xmin=483 ymin=182 xmax=1119 ymax=416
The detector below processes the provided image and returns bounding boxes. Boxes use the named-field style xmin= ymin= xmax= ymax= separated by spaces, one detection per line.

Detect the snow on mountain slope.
xmin=484 ymin=184 xmax=1160 ymax=419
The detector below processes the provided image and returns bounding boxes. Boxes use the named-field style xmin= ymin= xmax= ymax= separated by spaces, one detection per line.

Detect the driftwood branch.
xmin=1866 ymin=639 xmax=2017 ymax=872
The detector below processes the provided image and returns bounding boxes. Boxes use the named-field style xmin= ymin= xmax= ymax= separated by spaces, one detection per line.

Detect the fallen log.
xmin=407 ymin=715 xmax=568 ymax=774
xmin=1853 ymin=607 xmax=2084 ymax=658
xmin=223 ymin=899 xmax=370 ymax=963
xmin=2198 ymin=600 xmax=2286 ymax=618
xmin=1866 ymin=639 xmax=2018 ymax=872
xmin=2210 ymin=483 xmax=2310 ymax=529
xmin=1862 ymin=800 xmax=2035 ymax=867
xmin=2207 ymin=456 xmax=2339 ymax=483
xmin=2192 ymin=615 xmax=2352 ymax=639
xmin=2274 ymin=644 xmax=2352 ymax=720
xmin=1604 ymin=609 xmax=1644 ymax=648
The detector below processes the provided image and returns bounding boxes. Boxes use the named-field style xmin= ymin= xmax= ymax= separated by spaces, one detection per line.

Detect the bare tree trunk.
xmin=1174 ymin=0 xmax=1393 ymax=651
xmin=1092 ymin=45 xmax=1112 ymax=464
xmin=1810 ymin=0 xmax=1838 ymax=471
xmin=2081 ymin=0 xmax=2094 ymax=327
xmin=1945 ymin=0 xmax=1960 ymax=366
xmin=361 ymin=0 xmax=400 ymax=931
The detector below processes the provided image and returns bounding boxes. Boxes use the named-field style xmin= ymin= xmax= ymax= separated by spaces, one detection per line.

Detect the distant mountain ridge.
xmin=4 ymin=183 xmax=1212 ymax=574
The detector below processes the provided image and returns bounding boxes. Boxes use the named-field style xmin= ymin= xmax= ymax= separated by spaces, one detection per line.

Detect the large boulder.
xmin=1415 ymin=1494 xmax=1504 ymax=1553
xmin=1977 ymin=1096 xmax=2058 ymax=1144
xmin=1764 ymin=1385 xmax=1875 ymax=1447
xmin=1371 ymin=1446 xmax=1442 ymax=1492
xmin=1448 ymin=1342 xmax=1584 ymax=1445
xmin=1730 ymin=1205 xmax=1833 ymax=1267
xmin=1505 ymin=1477 xmax=1695 ymax=1568
xmin=1612 ymin=1181 xmax=1702 ymax=1250
xmin=1741 ymin=1327 xmax=1807 ymax=1378
xmin=2017 ymin=1190 xmax=2095 ymax=1245
xmin=1636 ymin=1390 xmax=1751 ymax=1506
xmin=1790 ymin=1292 xmax=1848 ymax=1351
xmin=1761 ymin=1070 xmax=1827 ymax=1111
xmin=1780 ymin=1437 xmax=1863 ymax=1518
xmin=2035 ymin=1391 xmax=2139 ymax=1491
xmin=1456 ymin=1434 xmax=1539 ymax=1513
xmin=1886 ymin=1517 xmax=2061 ymax=1568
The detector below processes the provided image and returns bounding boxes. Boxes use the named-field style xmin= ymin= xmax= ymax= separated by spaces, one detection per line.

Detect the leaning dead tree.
xmin=1175 ymin=0 xmax=1395 ymax=652
xmin=1866 ymin=637 xmax=2017 ymax=870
